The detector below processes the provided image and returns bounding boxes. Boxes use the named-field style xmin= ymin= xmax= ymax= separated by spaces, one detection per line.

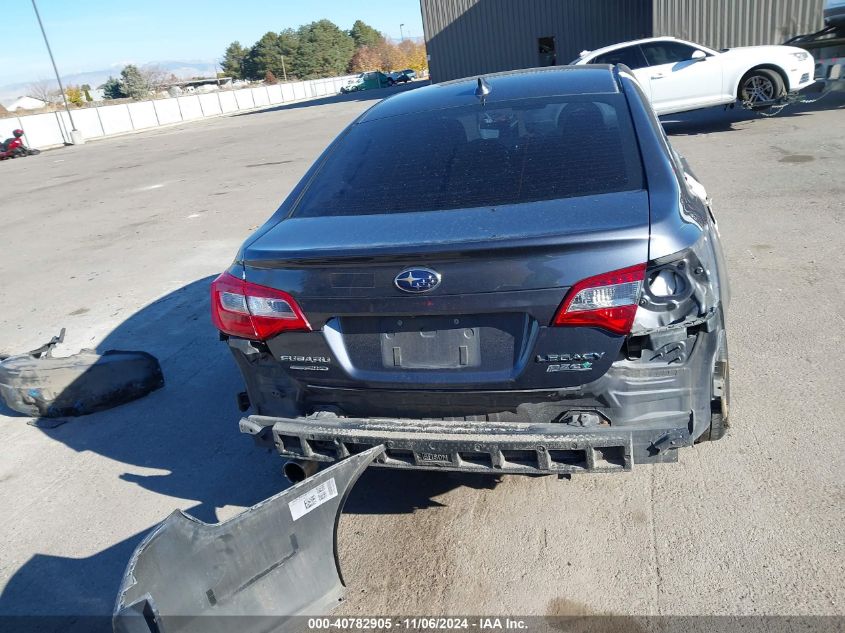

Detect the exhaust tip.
xmin=283 ymin=459 xmax=319 ymax=483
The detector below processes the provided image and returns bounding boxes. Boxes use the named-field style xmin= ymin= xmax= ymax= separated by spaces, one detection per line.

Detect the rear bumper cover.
xmin=240 ymin=414 xmax=691 ymax=474
xmin=114 ymin=447 xmax=383 ymax=633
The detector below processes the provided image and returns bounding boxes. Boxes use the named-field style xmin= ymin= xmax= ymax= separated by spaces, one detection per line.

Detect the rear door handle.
xmin=651 ymin=73 xmax=664 ymax=79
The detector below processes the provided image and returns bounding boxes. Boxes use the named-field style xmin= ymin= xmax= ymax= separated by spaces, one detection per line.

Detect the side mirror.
xmin=691 ymin=50 xmax=707 ymax=61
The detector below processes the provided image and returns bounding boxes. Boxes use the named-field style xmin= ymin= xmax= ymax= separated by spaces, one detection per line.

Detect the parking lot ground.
xmin=0 ymin=86 xmax=843 ymax=629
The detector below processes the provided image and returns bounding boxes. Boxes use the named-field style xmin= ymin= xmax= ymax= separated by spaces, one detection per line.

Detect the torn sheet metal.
xmin=0 ymin=330 xmax=163 ymax=417
xmin=113 ymin=445 xmax=384 ymax=633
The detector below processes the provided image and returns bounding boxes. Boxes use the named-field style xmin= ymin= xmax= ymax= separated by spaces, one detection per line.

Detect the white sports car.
xmin=572 ymin=36 xmax=816 ymax=115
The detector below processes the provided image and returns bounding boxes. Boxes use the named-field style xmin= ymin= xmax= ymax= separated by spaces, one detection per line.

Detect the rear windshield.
xmin=292 ymin=95 xmax=643 ymax=218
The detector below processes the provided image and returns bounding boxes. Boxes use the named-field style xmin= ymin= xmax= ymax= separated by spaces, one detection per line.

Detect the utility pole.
xmin=400 ymin=24 xmax=405 ymax=41
xmin=31 ymin=0 xmax=82 ymax=143
xmin=281 ymin=56 xmax=288 ymax=82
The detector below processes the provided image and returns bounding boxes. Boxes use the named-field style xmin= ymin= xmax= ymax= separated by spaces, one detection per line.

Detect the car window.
xmin=292 ymin=95 xmax=645 ymax=217
xmin=593 ymin=46 xmax=648 ymax=70
xmin=641 ymin=42 xmax=699 ymax=66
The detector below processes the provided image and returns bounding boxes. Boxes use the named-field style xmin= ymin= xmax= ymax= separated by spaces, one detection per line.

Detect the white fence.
xmin=0 ymin=75 xmax=356 ymax=150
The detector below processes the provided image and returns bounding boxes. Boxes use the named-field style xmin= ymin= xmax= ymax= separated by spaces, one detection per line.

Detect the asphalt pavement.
xmin=0 ymin=83 xmax=842 ymax=629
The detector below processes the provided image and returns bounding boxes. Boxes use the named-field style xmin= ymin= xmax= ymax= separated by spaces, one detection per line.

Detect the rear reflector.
xmin=552 ymin=264 xmax=645 ymax=335
xmin=211 ymin=272 xmax=311 ymax=340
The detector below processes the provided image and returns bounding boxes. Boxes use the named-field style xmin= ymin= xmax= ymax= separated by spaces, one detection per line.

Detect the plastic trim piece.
xmin=113 ymin=446 xmax=384 ymax=633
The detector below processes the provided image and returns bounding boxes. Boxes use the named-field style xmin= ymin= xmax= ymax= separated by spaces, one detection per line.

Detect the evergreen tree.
xmin=349 ymin=20 xmax=384 ymax=49
xmin=291 ymin=20 xmax=355 ymax=79
xmin=221 ymin=41 xmax=248 ymax=79
xmin=278 ymin=28 xmax=300 ymax=57
xmin=120 ymin=64 xmax=150 ymax=100
xmin=244 ymin=32 xmax=286 ymax=80
xmin=277 ymin=28 xmax=299 ymax=79
xmin=101 ymin=76 xmax=125 ymax=99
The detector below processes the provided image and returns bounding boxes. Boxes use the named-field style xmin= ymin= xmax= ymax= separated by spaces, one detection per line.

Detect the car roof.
xmin=578 ymin=36 xmax=709 ymax=60
xmin=358 ymin=66 xmax=621 ymax=123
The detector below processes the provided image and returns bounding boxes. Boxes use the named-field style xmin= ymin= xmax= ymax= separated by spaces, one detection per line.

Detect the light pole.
xmin=400 ymin=23 xmax=405 ymax=41
xmin=31 ymin=0 xmax=81 ymax=143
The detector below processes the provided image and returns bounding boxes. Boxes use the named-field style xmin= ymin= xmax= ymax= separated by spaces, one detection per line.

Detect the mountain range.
xmin=0 ymin=60 xmax=218 ymax=105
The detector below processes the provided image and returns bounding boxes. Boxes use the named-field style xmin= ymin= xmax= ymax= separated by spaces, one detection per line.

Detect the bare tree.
xmin=140 ymin=65 xmax=168 ymax=92
xmin=27 ymin=78 xmax=56 ymax=102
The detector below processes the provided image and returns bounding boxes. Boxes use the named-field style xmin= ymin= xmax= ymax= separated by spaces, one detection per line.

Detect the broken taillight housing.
xmin=552 ymin=264 xmax=646 ymax=335
xmin=211 ymin=272 xmax=311 ymax=340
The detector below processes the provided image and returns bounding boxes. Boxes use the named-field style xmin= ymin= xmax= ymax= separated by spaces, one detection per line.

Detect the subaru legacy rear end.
xmin=212 ymin=66 xmax=730 ymax=475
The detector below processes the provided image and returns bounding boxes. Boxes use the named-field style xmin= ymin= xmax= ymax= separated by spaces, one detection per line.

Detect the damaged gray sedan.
xmin=113 ymin=63 xmax=732 ymax=633
xmin=215 ymin=64 xmax=731 ymax=477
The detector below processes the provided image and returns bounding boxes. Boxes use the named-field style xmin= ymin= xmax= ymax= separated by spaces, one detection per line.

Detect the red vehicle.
xmin=1 ymin=129 xmax=40 ymax=160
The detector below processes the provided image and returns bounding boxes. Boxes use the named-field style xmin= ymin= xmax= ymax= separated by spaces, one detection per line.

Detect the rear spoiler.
xmin=114 ymin=446 xmax=384 ymax=633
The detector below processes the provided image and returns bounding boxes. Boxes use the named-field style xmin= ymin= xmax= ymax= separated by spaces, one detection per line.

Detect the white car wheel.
xmin=739 ymin=70 xmax=784 ymax=106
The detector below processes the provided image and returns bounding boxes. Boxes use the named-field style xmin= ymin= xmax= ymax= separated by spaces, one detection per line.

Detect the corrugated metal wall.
xmin=420 ymin=0 xmax=826 ymax=83
xmin=653 ymin=0 xmax=825 ymax=49
xmin=421 ymin=0 xmax=652 ymax=82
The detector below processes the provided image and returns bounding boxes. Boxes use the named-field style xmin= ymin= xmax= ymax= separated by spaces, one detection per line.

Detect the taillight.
xmin=211 ymin=272 xmax=311 ymax=340
xmin=552 ymin=264 xmax=646 ymax=335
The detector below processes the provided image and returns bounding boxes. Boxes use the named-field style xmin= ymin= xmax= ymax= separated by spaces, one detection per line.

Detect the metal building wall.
xmin=652 ymin=0 xmax=825 ymax=48
xmin=421 ymin=0 xmax=652 ymax=82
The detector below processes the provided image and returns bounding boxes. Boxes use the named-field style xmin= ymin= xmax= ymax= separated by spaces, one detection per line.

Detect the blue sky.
xmin=1 ymin=0 xmax=424 ymax=84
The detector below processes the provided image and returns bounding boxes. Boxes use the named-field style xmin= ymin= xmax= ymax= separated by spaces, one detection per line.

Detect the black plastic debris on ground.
xmin=0 ymin=329 xmax=164 ymax=418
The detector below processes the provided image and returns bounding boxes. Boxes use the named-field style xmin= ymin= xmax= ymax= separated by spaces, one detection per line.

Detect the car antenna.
xmin=475 ymin=77 xmax=491 ymax=103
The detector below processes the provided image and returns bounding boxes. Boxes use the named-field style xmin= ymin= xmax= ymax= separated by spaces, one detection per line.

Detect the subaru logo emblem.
xmin=394 ymin=267 xmax=441 ymax=293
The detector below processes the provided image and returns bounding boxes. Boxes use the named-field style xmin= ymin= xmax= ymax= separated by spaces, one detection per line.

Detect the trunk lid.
xmin=244 ymin=191 xmax=648 ymax=292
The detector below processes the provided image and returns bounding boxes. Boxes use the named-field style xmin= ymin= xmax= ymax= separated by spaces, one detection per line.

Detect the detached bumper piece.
xmin=0 ymin=329 xmax=163 ymax=417
xmin=113 ymin=446 xmax=383 ymax=633
xmin=239 ymin=414 xmax=687 ymax=474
